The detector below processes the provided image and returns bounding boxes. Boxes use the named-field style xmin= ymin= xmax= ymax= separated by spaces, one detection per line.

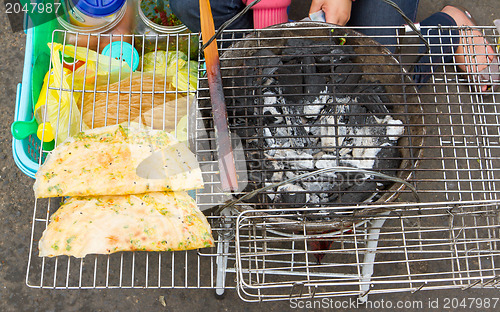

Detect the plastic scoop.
xmin=11 ymin=118 xmax=38 ymax=140
xmin=11 ymin=119 xmax=55 ymax=151
xmin=11 ymin=119 xmax=55 ymax=142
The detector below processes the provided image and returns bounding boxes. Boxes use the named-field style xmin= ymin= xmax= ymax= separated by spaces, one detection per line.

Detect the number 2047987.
xmin=443 ymin=297 xmax=499 ymax=309
xmin=5 ymin=2 xmax=61 ymax=14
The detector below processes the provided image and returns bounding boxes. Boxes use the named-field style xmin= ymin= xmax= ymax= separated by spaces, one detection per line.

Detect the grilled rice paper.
xmin=38 ymin=191 xmax=214 ymax=258
xmin=34 ymin=124 xmax=203 ymax=198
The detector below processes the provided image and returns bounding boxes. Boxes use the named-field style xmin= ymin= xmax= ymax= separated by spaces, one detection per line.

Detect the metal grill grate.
xmin=26 ymin=24 xmax=500 ymax=301
xmin=235 ymin=201 xmax=500 ymax=301
xmin=196 ymin=23 xmax=500 ymax=210
xmin=195 ymin=24 xmax=500 ymax=300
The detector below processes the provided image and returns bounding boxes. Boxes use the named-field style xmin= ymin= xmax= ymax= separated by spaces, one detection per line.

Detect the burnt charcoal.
xmin=227 ymin=98 xmax=255 ymax=118
xmin=301 ymin=57 xmax=328 ymax=100
xmin=232 ymin=119 xmax=257 ymax=139
xmin=246 ymin=152 xmax=262 ymax=171
xmin=353 ymin=80 xmax=383 ymax=93
xmin=282 ymin=38 xmax=336 ymax=61
xmin=234 ymin=128 xmax=257 ymax=140
xmin=245 ymin=49 xmax=279 ymax=69
xmin=315 ymin=46 xmax=354 ymax=64
xmin=373 ymin=146 xmax=402 ymax=184
xmin=334 ymin=181 xmax=378 ymax=203
xmin=234 ymin=50 xmax=281 ymax=88
xmin=263 ymin=111 xmax=279 ymax=124
xmin=280 ymin=98 xmax=303 ymax=117
xmin=262 ymin=103 xmax=284 ymax=124
xmin=227 ymin=37 xmax=405 ymax=211
xmin=344 ymin=70 xmax=362 ymax=85
xmin=275 ymin=67 xmax=304 ymax=104
xmin=280 ymin=191 xmax=307 ymax=208
xmin=252 ymin=49 xmax=280 ymax=63
xmin=288 ymin=125 xmax=312 ymax=148
xmin=251 ymin=49 xmax=282 ymax=78
xmin=301 ymin=56 xmax=316 ymax=75
xmin=334 ymin=63 xmax=354 ymax=75
xmin=330 ymin=63 xmax=354 ymax=86
xmin=345 ymin=104 xmax=367 ymax=126
xmin=316 ymin=63 xmax=334 ymax=74
xmin=369 ymin=84 xmax=387 ymax=95
xmin=262 ymin=159 xmax=277 ymax=180
xmin=336 ymin=67 xmax=361 ymax=94
xmin=277 ymin=104 xmax=313 ymax=148
xmin=357 ymin=95 xmax=390 ymax=115
xmin=222 ymin=76 xmax=253 ymax=98
xmin=331 ymin=73 xmax=347 ymax=85
xmin=325 ymin=178 xmax=353 ymax=202
xmin=366 ymin=101 xmax=390 ymax=115
xmin=318 ymin=96 xmax=351 ymax=115
xmin=316 ymin=46 xmax=355 ymax=75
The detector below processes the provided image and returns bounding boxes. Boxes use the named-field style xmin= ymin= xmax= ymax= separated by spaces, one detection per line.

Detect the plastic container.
xmin=134 ymin=0 xmax=198 ymax=58
xmin=12 ymin=14 xmax=59 ymax=178
xmin=56 ymin=0 xmax=134 ymax=52
xmin=242 ymin=0 xmax=291 ymax=29
xmin=65 ymin=0 xmax=126 ymax=28
xmin=137 ymin=0 xmax=187 ymax=33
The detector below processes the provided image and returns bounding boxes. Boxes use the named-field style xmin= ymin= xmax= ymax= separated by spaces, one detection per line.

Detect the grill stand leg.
xmin=215 ymin=208 xmax=234 ymax=298
xmin=358 ymin=211 xmax=390 ymax=303
xmin=215 ymin=239 xmax=230 ymax=297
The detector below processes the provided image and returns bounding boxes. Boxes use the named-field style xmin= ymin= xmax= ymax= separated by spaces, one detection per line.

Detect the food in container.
xmin=134 ymin=0 xmax=198 ymax=58
xmin=56 ymin=0 xmax=135 ymax=52
xmin=64 ymin=0 xmax=126 ymax=27
xmin=140 ymin=0 xmax=183 ymax=27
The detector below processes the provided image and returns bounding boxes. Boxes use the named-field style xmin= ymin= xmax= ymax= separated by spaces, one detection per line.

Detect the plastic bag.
xmin=35 ymin=43 xmax=131 ymax=144
xmin=80 ymin=72 xmax=187 ymax=130
xmin=142 ymin=50 xmax=198 ymax=92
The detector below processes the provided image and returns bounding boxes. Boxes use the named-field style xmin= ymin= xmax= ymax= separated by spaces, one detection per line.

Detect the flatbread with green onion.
xmin=34 ymin=124 xmax=203 ymax=198
xmin=38 ymin=191 xmax=214 ymax=258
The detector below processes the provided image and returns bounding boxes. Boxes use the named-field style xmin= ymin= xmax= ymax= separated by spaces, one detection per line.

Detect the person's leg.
xmin=347 ymin=0 xmax=419 ymax=50
xmin=414 ymin=6 xmax=498 ymax=89
xmin=439 ymin=6 xmax=498 ymax=91
xmin=170 ymin=0 xmax=253 ymax=33
xmin=412 ymin=11 xmax=459 ymax=83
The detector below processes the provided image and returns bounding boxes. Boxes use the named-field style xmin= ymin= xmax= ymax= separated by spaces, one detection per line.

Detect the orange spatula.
xmin=199 ymin=0 xmax=238 ymax=191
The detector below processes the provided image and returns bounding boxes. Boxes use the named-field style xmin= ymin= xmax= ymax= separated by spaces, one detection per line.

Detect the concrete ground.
xmin=1 ymin=0 xmax=500 ymax=311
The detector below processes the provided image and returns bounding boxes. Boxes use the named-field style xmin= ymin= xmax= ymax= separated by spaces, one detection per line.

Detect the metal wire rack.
xmin=195 ymin=23 xmax=500 ymax=301
xmin=25 ymin=24 xmax=500 ymax=303
xmin=25 ymin=29 xmax=234 ymax=289
xmin=234 ymin=200 xmax=500 ymax=302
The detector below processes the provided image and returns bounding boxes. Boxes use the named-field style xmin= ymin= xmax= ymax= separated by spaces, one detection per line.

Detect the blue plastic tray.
xmin=12 ymin=16 xmax=58 ymax=178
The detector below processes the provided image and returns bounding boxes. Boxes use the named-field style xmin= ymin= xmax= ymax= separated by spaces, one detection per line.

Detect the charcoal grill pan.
xmin=217 ymin=22 xmax=425 ymax=232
